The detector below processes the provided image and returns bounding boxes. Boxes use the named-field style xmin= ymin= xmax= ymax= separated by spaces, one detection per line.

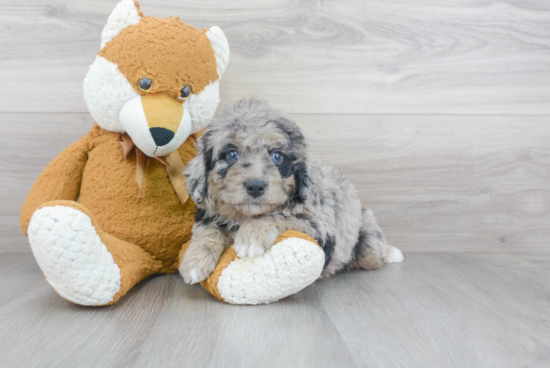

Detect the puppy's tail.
xmin=349 ymin=207 xmax=403 ymax=270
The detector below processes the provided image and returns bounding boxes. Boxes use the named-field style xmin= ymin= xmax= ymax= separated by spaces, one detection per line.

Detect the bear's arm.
xmin=20 ymin=139 xmax=90 ymax=236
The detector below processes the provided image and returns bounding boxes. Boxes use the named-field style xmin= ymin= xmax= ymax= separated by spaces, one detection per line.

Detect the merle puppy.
xmin=179 ymin=98 xmax=403 ymax=284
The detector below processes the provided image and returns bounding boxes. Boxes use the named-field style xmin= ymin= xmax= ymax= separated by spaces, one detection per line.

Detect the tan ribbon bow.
xmin=118 ymin=133 xmax=189 ymax=205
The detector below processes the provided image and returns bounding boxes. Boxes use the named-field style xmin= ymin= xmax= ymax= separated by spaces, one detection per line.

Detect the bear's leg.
xmin=27 ymin=200 xmax=162 ymax=306
xmin=182 ymin=230 xmax=326 ymax=305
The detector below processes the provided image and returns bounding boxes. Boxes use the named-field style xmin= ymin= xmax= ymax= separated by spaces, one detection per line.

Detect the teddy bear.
xmin=20 ymin=0 xmax=325 ymax=306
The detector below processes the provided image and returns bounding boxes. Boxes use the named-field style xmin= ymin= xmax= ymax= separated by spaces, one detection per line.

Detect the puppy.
xmin=179 ymin=98 xmax=403 ymax=284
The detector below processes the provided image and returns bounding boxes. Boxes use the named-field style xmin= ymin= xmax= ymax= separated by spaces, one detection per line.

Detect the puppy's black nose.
xmin=245 ymin=180 xmax=266 ymax=198
xmin=150 ymin=127 xmax=175 ymax=146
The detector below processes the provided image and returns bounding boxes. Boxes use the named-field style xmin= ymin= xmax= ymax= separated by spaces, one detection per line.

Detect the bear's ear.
xmin=206 ymin=26 xmax=230 ymax=78
xmin=100 ymin=0 xmax=143 ymax=49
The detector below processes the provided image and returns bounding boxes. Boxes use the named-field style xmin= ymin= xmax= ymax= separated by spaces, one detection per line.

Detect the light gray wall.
xmin=2 ymin=0 xmax=549 ymax=252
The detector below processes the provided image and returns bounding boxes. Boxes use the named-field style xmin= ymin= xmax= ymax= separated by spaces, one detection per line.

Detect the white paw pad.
xmin=217 ymin=237 xmax=325 ymax=305
xmin=28 ymin=206 xmax=121 ymax=306
xmin=386 ymin=245 xmax=404 ymax=263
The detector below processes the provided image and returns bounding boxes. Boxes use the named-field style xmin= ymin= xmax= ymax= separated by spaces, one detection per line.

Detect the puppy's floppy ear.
xmin=273 ymin=114 xmax=310 ymax=203
xmin=184 ymin=137 xmax=214 ymax=204
xmin=292 ymin=160 xmax=310 ymax=203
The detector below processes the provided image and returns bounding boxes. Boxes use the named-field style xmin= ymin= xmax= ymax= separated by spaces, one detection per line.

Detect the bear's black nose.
xmin=245 ymin=180 xmax=266 ymax=198
xmin=150 ymin=127 xmax=175 ymax=146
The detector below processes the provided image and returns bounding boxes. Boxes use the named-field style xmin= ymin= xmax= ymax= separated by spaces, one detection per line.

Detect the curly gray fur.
xmin=179 ymin=98 xmax=402 ymax=284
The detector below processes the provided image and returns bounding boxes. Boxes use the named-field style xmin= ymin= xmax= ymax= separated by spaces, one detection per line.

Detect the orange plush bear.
xmin=20 ymin=0 xmax=325 ymax=306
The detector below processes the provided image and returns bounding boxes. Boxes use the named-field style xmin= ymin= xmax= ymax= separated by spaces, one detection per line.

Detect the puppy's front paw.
xmin=233 ymin=221 xmax=281 ymax=259
xmin=179 ymin=252 xmax=218 ymax=285
xmin=233 ymin=240 xmax=267 ymax=259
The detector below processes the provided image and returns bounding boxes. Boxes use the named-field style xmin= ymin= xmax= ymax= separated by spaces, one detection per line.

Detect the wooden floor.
xmin=0 ymin=252 xmax=549 ymax=368
xmin=1 ymin=1 xmax=550 ymax=367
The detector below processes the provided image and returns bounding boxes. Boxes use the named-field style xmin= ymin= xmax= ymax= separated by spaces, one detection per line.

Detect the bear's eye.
xmin=271 ymin=152 xmax=283 ymax=164
xmin=179 ymin=85 xmax=191 ymax=100
xmin=226 ymin=150 xmax=239 ymax=162
xmin=138 ymin=78 xmax=153 ymax=92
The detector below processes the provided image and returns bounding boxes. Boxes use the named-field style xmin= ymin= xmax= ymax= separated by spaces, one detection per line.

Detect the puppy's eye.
xmin=271 ymin=152 xmax=283 ymax=164
xmin=179 ymin=85 xmax=191 ymax=100
xmin=138 ymin=78 xmax=153 ymax=92
xmin=226 ymin=150 xmax=239 ymax=162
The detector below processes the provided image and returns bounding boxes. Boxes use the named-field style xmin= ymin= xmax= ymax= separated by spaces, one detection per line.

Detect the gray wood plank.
xmin=0 ymin=112 xmax=92 ymax=252
xmin=319 ymin=252 xmax=550 ymax=367
xmin=0 ymin=252 xmax=549 ymax=367
xmin=298 ymin=113 xmax=550 ymax=253
xmin=0 ymin=0 xmax=549 ymax=114
xmin=132 ymin=278 xmax=358 ymax=368
xmin=0 ymin=253 xmax=44 ymax=308
xmin=3 ymin=112 xmax=550 ymax=253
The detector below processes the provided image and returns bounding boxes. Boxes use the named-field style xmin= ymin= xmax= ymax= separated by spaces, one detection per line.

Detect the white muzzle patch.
xmin=119 ymin=95 xmax=192 ymax=157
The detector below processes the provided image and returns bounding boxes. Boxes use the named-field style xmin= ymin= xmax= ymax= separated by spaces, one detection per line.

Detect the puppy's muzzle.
xmin=245 ymin=180 xmax=266 ymax=198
